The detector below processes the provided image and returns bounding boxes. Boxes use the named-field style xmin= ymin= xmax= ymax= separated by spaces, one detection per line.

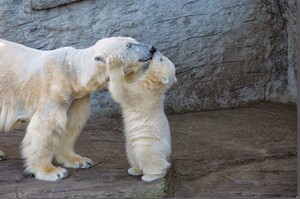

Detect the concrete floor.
xmin=0 ymin=102 xmax=297 ymax=198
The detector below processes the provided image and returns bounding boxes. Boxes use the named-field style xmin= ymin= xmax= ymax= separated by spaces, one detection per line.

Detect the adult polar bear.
xmin=0 ymin=37 xmax=156 ymax=181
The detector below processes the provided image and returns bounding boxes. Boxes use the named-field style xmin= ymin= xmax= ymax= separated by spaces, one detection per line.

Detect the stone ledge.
xmin=0 ymin=102 xmax=296 ymax=198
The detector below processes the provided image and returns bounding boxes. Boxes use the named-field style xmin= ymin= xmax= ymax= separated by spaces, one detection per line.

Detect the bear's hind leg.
xmin=128 ymin=167 xmax=142 ymax=176
xmin=141 ymin=174 xmax=166 ymax=182
xmin=21 ymin=104 xmax=70 ymax=181
xmin=54 ymin=95 xmax=93 ymax=169
xmin=135 ymin=145 xmax=171 ymax=182
xmin=126 ymin=142 xmax=142 ymax=176
xmin=141 ymin=157 xmax=170 ymax=182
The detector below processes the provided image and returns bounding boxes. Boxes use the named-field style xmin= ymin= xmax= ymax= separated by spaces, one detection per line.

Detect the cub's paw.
xmin=128 ymin=167 xmax=142 ymax=176
xmin=141 ymin=174 xmax=165 ymax=182
xmin=107 ymin=55 xmax=123 ymax=70
xmin=0 ymin=150 xmax=5 ymax=160
xmin=58 ymin=155 xmax=93 ymax=169
xmin=34 ymin=166 xmax=68 ymax=181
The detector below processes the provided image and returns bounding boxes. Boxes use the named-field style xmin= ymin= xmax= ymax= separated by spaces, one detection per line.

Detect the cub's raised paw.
xmin=34 ymin=166 xmax=68 ymax=181
xmin=107 ymin=55 xmax=123 ymax=69
xmin=141 ymin=174 xmax=165 ymax=182
xmin=0 ymin=150 xmax=5 ymax=160
xmin=128 ymin=167 xmax=142 ymax=176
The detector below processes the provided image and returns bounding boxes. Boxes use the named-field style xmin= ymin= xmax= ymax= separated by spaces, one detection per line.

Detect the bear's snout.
xmin=149 ymin=46 xmax=157 ymax=54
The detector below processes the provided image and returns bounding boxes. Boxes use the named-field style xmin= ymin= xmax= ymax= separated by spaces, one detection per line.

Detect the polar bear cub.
xmin=107 ymin=52 xmax=177 ymax=182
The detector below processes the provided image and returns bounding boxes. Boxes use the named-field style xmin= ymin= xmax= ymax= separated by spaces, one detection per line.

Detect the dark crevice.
xmin=30 ymin=0 xmax=84 ymax=10
xmin=155 ymin=13 xmax=208 ymax=24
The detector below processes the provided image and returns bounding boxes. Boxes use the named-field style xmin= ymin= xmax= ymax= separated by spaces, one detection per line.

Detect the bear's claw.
xmin=34 ymin=166 xmax=68 ymax=181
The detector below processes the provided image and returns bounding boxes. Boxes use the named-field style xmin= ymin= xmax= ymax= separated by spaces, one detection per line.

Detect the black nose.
xmin=149 ymin=46 xmax=157 ymax=54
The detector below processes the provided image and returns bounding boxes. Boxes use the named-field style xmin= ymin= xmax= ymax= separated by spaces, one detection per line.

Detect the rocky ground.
xmin=0 ymin=102 xmax=297 ymax=198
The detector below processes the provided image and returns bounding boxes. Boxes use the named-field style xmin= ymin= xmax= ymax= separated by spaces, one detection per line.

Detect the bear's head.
xmin=92 ymin=37 xmax=156 ymax=75
xmin=70 ymin=37 xmax=156 ymax=92
xmin=147 ymin=51 xmax=177 ymax=91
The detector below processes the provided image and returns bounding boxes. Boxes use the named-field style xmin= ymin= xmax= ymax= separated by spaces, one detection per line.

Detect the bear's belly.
xmin=8 ymin=108 xmax=31 ymax=131
xmin=0 ymin=103 xmax=31 ymax=132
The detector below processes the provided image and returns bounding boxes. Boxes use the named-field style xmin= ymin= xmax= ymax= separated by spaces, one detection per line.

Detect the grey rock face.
xmin=264 ymin=0 xmax=297 ymax=103
xmin=0 ymin=0 xmax=296 ymax=116
xmin=283 ymin=0 xmax=297 ymax=102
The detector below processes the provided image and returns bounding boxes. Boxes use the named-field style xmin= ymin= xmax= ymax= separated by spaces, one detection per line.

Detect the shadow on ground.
xmin=0 ymin=102 xmax=297 ymax=198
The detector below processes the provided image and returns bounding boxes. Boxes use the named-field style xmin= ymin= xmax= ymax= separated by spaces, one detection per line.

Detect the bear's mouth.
xmin=138 ymin=57 xmax=152 ymax=62
xmin=142 ymin=61 xmax=150 ymax=72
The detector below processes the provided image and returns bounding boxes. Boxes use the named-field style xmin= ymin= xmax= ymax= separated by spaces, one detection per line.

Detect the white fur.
xmin=0 ymin=37 xmax=152 ymax=181
xmin=107 ymin=53 xmax=177 ymax=182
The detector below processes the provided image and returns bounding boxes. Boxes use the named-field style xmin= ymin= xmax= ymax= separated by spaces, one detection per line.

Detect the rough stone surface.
xmin=0 ymin=102 xmax=296 ymax=198
xmin=0 ymin=118 xmax=167 ymax=199
xmin=283 ymin=0 xmax=297 ymax=102
xmin=169 ymin=102 xmax=297 ymax=197
xmin=0 ymin=0 xmax=296 ymax=116
xmin=265 ymin=0 xmax=297 ymax=103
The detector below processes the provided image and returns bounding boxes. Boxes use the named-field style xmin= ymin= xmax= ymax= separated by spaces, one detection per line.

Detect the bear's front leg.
xmin=54 ymin=95 xmax=93 ymax=169
xmin=21 ymin=104 xmax=69 ymax=181
xmin=107 ymin=55 xmax=133 ymax=103
xmin=107 ymin=55 xmax=124 ymax=81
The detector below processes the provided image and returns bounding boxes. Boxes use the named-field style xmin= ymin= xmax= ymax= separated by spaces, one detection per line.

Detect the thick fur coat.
xmin=0 ymin=37 xmax=154 ymax=181
xmin=107 ymin=52 xmax=177 ymax=182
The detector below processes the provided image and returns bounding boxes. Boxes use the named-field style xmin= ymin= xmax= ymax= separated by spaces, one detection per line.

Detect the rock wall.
xmin=265 ymin=0 xmax=297 ymax=103
xmin=0 ymin=0 xmax=296 ymax=117
xmin=283 ymin=0 xmax=297 ymax=102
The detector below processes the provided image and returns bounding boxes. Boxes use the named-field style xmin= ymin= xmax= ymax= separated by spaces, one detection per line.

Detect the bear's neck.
xmin=66 ymin=48 xmax=108 ymax=98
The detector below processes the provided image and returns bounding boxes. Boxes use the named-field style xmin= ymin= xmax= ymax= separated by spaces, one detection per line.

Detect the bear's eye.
xmin=160 ymin=58 xmax=163 ymax=62
xmin=94 ymin=56 xmax=104 ymax=62
xmin=126 ymin=43 xmax=132 ymax=49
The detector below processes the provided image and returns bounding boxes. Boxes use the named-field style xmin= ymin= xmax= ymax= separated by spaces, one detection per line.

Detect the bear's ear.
xmin=160 ymin=76 xmax=169 ymax=84
xmin=93 ymin=54 xmax=106 ymax=64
